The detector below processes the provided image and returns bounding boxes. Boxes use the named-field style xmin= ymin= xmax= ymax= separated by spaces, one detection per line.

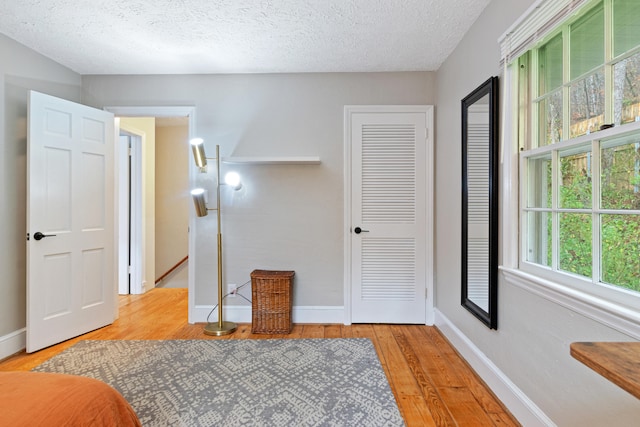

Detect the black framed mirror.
xmin=461 ymin=76 xmax=499 ymax=329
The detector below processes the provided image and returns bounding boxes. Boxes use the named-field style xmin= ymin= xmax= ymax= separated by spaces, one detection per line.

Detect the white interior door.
xmin=117 ymin=134 xmax=131 ymax=295
xmin=27 ymin=91 xmax=115 ymax=352
xmin=347 ymin=106 xmax=433 ymax=324
xmin=117 ymin=128 xmax=144 ymax=295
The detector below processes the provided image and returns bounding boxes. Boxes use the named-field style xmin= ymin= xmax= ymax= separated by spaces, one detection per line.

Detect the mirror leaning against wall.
xmin=461 ymin=76 xmax=499 ymax=329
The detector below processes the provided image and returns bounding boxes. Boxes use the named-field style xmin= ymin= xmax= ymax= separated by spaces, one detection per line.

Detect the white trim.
xmin=192 ymin=305 xmax=345 ymax=324
xmin=104 ymin=106 xmax=196 ymax=118
xmin=291 ymin=306 xmax=345 ymax=324
xmin=115 ymin=123 xmax=129 ymax=296
xmin=343 ymin=106 xmax=353 ymax=325
xmin=523 ymin=120 xmax=640 ymax=158
xmin=498 ymin=0 xmax=591 ymax=65
xmin=501 ymin=267 xmax=640 ymax=339
xmin=346 ymin=104 xmax=363 ymax=322
xmin=425 ymin=107 xmax=435 ymax=324
xmin=435 ymin=310 xmax=555 ymax=427
xmin=518 ymin=120 xmax=640 ymax=311
xmin=500 ymin=63 xmax=521 ymax=269
xmin=115 ymin=123 xmax=127 ymax=297
xmin=0 ymin=329 xmax=26 ymax=361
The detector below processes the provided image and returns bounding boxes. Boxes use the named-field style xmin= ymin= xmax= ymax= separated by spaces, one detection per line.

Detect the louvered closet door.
xmin=351 ymin=112 xmax=427 ymax=323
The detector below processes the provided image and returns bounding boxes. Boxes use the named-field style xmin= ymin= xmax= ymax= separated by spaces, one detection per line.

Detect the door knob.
xmin=33 ymin=231 xmax=56 ymax=241
xmin=354 ymin=227 xmax=369 ymax=234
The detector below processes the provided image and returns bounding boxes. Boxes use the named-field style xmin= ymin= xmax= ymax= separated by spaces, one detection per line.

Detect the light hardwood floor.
xmin=0 ymin=288 xmax=519 ymax=426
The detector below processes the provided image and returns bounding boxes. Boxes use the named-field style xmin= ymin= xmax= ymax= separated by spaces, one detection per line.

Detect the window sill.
xmin=500 ymin=266 xmax=640 ymax=339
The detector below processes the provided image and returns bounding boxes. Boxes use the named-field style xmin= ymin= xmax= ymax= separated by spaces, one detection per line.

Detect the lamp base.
xmin=203 ymin=321 xmax=237 ymax=336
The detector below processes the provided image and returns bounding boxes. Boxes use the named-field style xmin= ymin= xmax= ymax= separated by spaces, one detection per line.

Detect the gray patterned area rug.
xmin=34 ymin=338 xmax=405 ymax=426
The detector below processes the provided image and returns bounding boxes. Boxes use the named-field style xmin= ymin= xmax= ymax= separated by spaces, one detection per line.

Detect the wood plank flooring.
xmin=0 ymin=288 xmax=520 ymax=426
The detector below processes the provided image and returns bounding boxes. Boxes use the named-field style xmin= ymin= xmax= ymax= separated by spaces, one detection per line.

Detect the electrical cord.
xmin=205 ymin=279 xmax=252 ymax=323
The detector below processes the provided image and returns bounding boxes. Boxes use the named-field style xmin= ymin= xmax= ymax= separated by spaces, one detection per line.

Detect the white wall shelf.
xmin=222 ymin=156 xmax=321 ymax=165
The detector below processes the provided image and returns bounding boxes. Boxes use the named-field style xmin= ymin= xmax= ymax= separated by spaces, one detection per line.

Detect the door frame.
xmin=343 ymin=105 xmax=435 ymax=325
xmin=105 ymin=106 xmax=196 ymax=320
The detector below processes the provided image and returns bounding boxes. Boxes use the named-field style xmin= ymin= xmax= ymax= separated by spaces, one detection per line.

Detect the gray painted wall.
xmin=0 ymin=33 xmax=82 ymax=339
xmin=435 ymin=0 xmax=640 ymax=425
xmin=2 ymin=1 xmax=639 ymax=423
xmin=81 ymin=72 xmax=436 ymax=308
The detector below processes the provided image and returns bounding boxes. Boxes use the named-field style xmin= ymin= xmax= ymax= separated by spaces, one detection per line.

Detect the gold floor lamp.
xmin=190 ymin=139 xmax=241 ymax=336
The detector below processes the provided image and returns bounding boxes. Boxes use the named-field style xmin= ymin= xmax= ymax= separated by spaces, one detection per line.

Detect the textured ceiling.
xmin=0 ymin=0 xmax=491 ymax=75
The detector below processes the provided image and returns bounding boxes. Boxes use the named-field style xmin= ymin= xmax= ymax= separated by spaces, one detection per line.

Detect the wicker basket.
xmin=251 ymin=270 xmax=295 ymax=334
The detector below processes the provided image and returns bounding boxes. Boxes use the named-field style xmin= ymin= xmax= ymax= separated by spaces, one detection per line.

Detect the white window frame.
xmin=520 ymin=124 xmax=640 ymax=308
xmin=499 ymin=0 xmax=640 ymax=338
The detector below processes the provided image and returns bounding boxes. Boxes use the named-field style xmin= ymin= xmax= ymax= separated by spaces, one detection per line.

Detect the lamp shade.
xmin=190 ymin=138 xmax=207 ymax=168
xmin=191 ymin=188 xmax=208 ymax=217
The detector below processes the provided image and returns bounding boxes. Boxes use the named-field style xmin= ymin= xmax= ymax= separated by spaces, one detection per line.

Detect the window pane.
xmin=560 ymin=150 xmax=592 ymax=209
xmin=601 ymin=214 xmax=640 ymax=291
xmin=559 ymin=213 xmax=592 ymax=277
xmin=570 ymin=2 xmax=604 ymax=79
xmin=538 ymin=90 xmax=563 ymax=146
xmin=601 ymin=136 xmax=640 ymax=210
xmin=570 ymin=69 xmax=605 ymax=138
xmin=527 ymin=156 xmax=552 ymax=208
xmin=526 ymin=211 xmax=552 ymax=266
xmin=613 ymin=52 xmax=640 ymax=125
xmin=613 ymin=0 xmax=640 ymax=57
xmin=539 ymin=34 xmax=563 ymax=94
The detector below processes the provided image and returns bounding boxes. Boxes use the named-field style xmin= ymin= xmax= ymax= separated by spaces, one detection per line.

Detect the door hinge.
xmin=128 ymin=265 xmax=132 ymax=274
xmin=128 ymin=147 xmax=133 ymax=156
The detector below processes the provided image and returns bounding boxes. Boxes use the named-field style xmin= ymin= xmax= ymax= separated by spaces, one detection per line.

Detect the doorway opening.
xmin=108 ymin=107 xmax=195 ymax=309
xmin=153 ymin=116 xmax=190 ymax=289
xmin=117 ymin=116 xmax=190 ymax=294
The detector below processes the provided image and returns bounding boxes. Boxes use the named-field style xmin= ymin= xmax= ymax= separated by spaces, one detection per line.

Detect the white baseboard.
xmin=434 ymin=310 xmax=555 ymax=427
xmin=291 ymin=306 xmax=345 ymax=323
xmin=192 ymin=305 xmax=345 ymax=324
xmin=0 ymin=328 xmax=26 ymax=361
